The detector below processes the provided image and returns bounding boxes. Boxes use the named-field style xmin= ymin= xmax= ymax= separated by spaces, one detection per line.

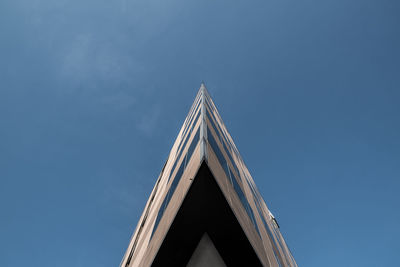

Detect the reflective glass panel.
xmin=151 ymin=128 xmax=200 ymax=238
xmin=207 ymin=127 xmax=260 ymax=236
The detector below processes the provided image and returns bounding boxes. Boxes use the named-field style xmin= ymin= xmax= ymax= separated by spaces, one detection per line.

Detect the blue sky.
xmin=1 ymin=0 xmax=399 ymax=266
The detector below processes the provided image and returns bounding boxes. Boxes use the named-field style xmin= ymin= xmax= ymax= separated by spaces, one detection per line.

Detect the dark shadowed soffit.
xmin=151 ymin=161 xmax=263 ymax=267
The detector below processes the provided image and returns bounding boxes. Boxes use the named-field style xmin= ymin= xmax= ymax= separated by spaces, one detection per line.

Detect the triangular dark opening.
xmin=151 ymin=161 xmax=263 ymax=267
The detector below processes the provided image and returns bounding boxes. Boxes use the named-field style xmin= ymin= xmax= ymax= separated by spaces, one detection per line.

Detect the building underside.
xmin=152 ymin=162 xmax=262 ymax=267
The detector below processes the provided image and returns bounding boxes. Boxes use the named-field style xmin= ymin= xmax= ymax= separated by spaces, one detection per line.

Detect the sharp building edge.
xmin=120 ymin=84 xmax=297 ymax=267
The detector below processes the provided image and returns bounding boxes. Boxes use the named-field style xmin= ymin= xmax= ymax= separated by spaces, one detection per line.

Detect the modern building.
xmin=120 ymin=84 xmax=297 ymax=267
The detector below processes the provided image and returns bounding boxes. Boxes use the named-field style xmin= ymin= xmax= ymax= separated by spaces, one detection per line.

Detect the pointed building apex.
xmin=199 ymin=81 xmax=209 ymax=97
xmin=200 ymin=81 xmax=206 ymax=90
xmin=121 ymin=83 xmax=297 ymax=267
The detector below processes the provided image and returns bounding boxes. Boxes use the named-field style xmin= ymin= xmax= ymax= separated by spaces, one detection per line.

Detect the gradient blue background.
xmin=1 ymin=0 xmax=399 ymax=266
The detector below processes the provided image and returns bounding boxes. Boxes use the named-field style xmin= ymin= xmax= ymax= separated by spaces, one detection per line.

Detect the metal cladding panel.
xmin=140 ymin=143 xmax=202 ymax=267
xmin=205 ymin=145 xmax=271 ymax=267
xmin=120 ymin=84 xmax=297 ymax=267
xmin=120 ymin=88 xmax=204 ymax=267
xmin=202 ymin=87 xmax=296 ymax=267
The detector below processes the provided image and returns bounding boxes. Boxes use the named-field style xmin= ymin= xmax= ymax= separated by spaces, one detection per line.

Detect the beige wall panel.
xmin=140 ymin=143 xmax=202 ymax=267
xmin=206 ymin=146 xmax=271 ymax=267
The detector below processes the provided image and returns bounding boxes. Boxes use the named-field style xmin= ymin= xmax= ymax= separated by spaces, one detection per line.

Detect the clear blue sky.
xmin=1 ymin=0 xmax=399 ymax=266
